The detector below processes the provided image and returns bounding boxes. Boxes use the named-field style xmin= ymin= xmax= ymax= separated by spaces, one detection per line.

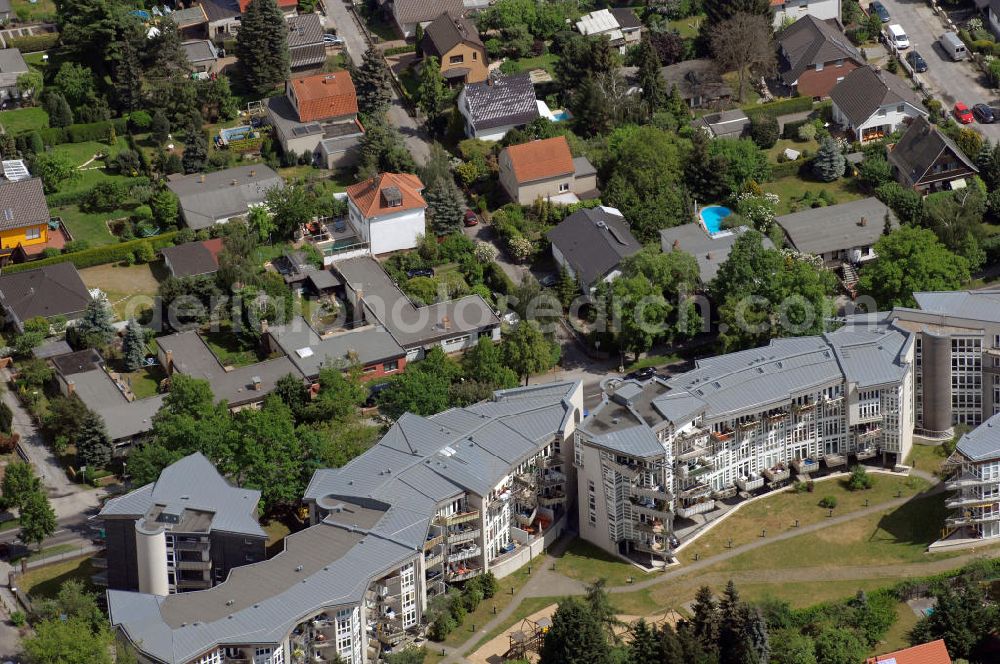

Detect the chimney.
xmin=252 ymin=376 xmax=263 ymax=391
xmin=260 ymin=319 xmax=268 ymax=335
xmin=672 ymin=239 xmax=680 ymax=250
xmin=859 ymin=216 xmax=868 ymax=227
xmin=165 ymin=349 xmax=174 ymax=375
xmin=443 ymin=315 xmax=451 ymax=330
xmin=66 ymin=379 xmax=75 ymax=396
xmin=231 ymin=179 xmax=238 ymax=186
xmin=199 ymin=174 xmax=206 ymax=184
xmin=249 ymin=169 xmax=256 ymax=177
xmin=706 ymin=252 xmax=713 ymax=260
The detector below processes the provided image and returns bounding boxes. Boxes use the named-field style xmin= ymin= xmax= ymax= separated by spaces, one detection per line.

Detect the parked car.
xmin=905 ymin=50 xmax=927 ymax=73
xmin=938 ymin=31 xmax=968 ymax=61
xmin=624 ymin=366 xmax=656 ymax=381
xmin=954 ymin=102 xmax=975 ymax=124
xmin=364 ymin=382 xmax=391 ymax=408
xmin=539 ymin=274 xmax=558 ymax=287
xmin=869 ymin=1 xmax=889 ymax=22
xmin=323 ymin=34 xmax=344 ymax=45
xmin=887 ymin=24 xmax=909 ymax=50
xmin=463 ymin=210 xmax=479 ymax=227
xmin=406 ymin=267 xmax=434 ymax=278
xmin=974 ymin=103 xmax=996 ymax=123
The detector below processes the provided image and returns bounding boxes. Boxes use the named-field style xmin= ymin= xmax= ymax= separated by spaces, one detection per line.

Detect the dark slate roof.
xmin=830 ymin=65 xmax=926 ymax=127
xmin=546 ymin=207 xmax=641 ymax=287
xmin=287 ymin=12 xmax=323 ymax=46
xmin=462 ymin=72 xmax=539 ymax=131
xmin=887 ymin=116 xmax=978 ymax=186
xmin=0 ymin=262 xmax=91 ymax=324
xmin=660 ymin=59 xmax=731 ymax=102
xmin=609 ymin=7 xmax=641 ymax=30
xmin=0 ymin=177 xmax=49 ymax=232
xmin=660 ymin=224 xmax=776 ymax=283
xmin=50 ymin=348 xmax=103 ymax=376
xmin=393 ymin=0 xmax=464 ymax=25
xmin=197 ymin=0 xmax=240 ymax=22
xmin=161 ymin=240 xmax=221 ymax=278
xmin=693 ymin=109 xmax=750 ymax=139
xmin=775 ymin=197 xmax=896 ymax=255
xmin=422 ymin=11 xmax=482 ymax=58
xmin=957 ymin=412 xmax=1000 ymax=462
xmin=778 ymin=15 xmax=862 ymax=85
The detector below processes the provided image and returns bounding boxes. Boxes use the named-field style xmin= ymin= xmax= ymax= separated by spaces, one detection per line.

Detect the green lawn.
xmin=398 ymin=67 xmax=419 ymax=99
xmin=202 ymin=325 xmax=262 ymax=368
xmin=113 ymin=364 xmax=166 ymax=399
xmin=12 ymin=0 xmax=57 ymax=22
xmin=666 ymin=14 xmax=704 ymax=39
xmin=507 ymin=52 xmax=559 ymax=77
xmin=12 ymin=542 xmax=84 ymax=564
xmin=0 ymin=106 xmax=48 ymax=133
xmin=879 ymin=601 xmax=921 ymax=654
xmin=767 ymin=137 xmax=820 ymax=163
xmin=679 ymin=474 xmax=930 ymax=564
xmin=625 ymin=354 xmax=682 ymax=373
xmin=722 ymin=71 xmax=760 ymax=106
xmin=52 ymin=204 xmax=126 ymax=246
xmin=907 ymin=444 xmax=950 ymax=478
xmin=551 ymin=538 xmax=650 ymax=587
xmin=18 ymin=556 xmax=96 ymax=599
xmin=439 ymin=566 xmax=534 ymax=649
xmin=359 ymin=4 xmax=398 ymax=42
xmin=763 ymin=175 xmax=866 ymax=215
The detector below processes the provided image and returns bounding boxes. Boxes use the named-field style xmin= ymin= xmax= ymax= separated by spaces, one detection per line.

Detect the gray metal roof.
xmin=392 ymin=0 xmax=464 ymax=24
xmin=180 ymin=39 xmax=217 ymax=64
xmin=100 ymin=452 xmax=265 ymax=537
xmin=461 ymin=72 xmax=539 ymax=131
xmin=659 ymin=223 xmax=775 ymax=284
xmin=333 ymin=256 xmax=499 ymax=349
xmin=0 ymin=48 xmax=27 ymax=75
xmin=166 ymin=166 xmax=282 ymax=230
xmin=777 ymin=15 xmax=862 ymax=85
xmin=830 ymin=65 xmax=926 ymax=127
xmin=957 ymin=412 xmax=1000 ymax=461
xmin=776 ymin=197 xmax=896 ymax=256
xmin=910 ymin=290 xmax=1000 ymax=323
xmin=888 ymin=116 xmax=979 ymax=188
xmin=693 ymin=109 xmax=750 ymax=139
xmin=267 ymin=316 xmax=405 ymax=378
xmin=546 ymin=207 xmax=641 ymax=287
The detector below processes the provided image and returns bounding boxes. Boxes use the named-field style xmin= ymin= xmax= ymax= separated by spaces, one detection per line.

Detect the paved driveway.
xmin=877 ymin=0 xmax=1000 ymax=140
xmin=321 ymin=0 xmax=430 ymax=163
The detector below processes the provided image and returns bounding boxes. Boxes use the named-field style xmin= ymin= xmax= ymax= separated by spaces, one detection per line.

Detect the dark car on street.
xmin=974 ymin=103 xmax=996 ymax=123
xmin=364 ymin=382 xmax=391 ymax=407
xmin=463 ymin=210 xmax=479 ymax=227
xmin=869 ymin=1 xmax=889 ymax=22
xmin=906 ymin=50 xmax=927 ymax=73
xmin=624 ymin=366 xmax=656 ymax=381
xmin=406 ymin=267 xmax=435 ymax=278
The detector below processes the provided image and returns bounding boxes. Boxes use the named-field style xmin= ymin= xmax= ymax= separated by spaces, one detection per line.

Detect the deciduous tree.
xmin=23 ymin=617 xmax=114 ymax=664
xmin=19 ymin=489 xmax=56 ymax=550
xmin=502 ymin=320 xmax=556 ymax=385
xmin=1 ymin=461 xmax=39 ymax=512
xmin=709 ymin=13 xmax=776 ymax=102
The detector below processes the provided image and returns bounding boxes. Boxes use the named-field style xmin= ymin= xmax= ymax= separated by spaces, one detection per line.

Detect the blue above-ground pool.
xmin=551 ymin=109 xmax=572 ymax=122
xmin=700 ymin=205 xmax=733 ymax=235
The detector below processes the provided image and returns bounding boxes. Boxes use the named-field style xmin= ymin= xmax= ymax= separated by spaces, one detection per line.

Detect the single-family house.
xmin=180 ymin=39 xmax=220 ymax=75
xmin=775 ymin=197 xmax=896 ymax=265
xmin=888 ymin=116 xmax=979 ymax=194
xmin=265 ymin=71 xmax=365 ymax=170
xmin=266 ymin=316 xmax=407 ymax=381
xmin=0 ymin=262 xmax=92 ymax=331
xmin=345 ymin=172 xmax=426 ymax=255
xmin=287 ymin=13 xmax=326 ymax=70
xmin=776 ymin=15 xmax=864 ymax=98
xmin=161 ymin=238 xmax=225 ymax=278
xmin=197 ymin=0 xmax=241 ymax=37
xmin=420 ymin=12 xmax=488 ymax=84
xmin=660 ymin=223 xmax=776 ymax=285
xmin=660 ymin=59 xmax=732 ymax=109
xmin=0 ymin=177 xmax=51 ymax=252
xmin=546 ymin=207 xmax=641 ymax=292
xmin=771 ymin=0 xmax=841 ymax=29
xmin=830 ymin=65 xmax=927 ymax=142
xmin=575 ymin=8 xmax=642 ymax=54
xmin=693 ymin=110 xmax=750 ymax=139
xmin=0 ymin=48 xmax=29 ymax=101
xmin=390 ymin=0 xmax=465 ymax=38
xmin=0 ymin=0 xmax=12 ymax=23
xmin=866 ymin=640 xmax=952 ymax=664
xmin=499 ymin=136 xmax=598 ymax=205
xmin=171 ymin=6 xmax=210 ymax=39
xmin=457 ymin=72 xmax=541 ymax=141
xmin=167 ymin=165 xmax=283 ymax=229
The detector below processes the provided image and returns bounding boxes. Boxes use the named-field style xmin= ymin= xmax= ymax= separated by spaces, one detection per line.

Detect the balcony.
xmin=633 ymin=519 xmax=665 ymax=534
xmin=541 ymin=470 xmax=567 ymax=485
xmin=676 ymin=501 xmax=716 ymax=519
xmin=604 ymin=458 xmax=640 ymax=479
xmin=447 ymin=527 xmax=480 ymax=545
xmin=823 ymin=454 xmax=847 ymax=469
xmin=176 ymin=577 xmax=212 ymax=590
xmin=676 ymin=443 xmax=712 ymax=463
xmin=946 ymin=494 xmax=1000 ymax=509
xmin=448 ymin=566 xmax=483 ymax=582
xmin=632 ymin=538 xmax=667 ymax=555
xmin=791 ymin=458 xmax=819 ymax=474
xmin=448 ymin=545 xmax=481 ymax=563
xmin=424 ymin=533 xmax=444 ymax=551
xmin=424 ymin=551 xmax=444 ymax=568
xmin=91 ymin=556 xmax=108 ymax=569
xmin=946 ymin=474 xmax=998 ymax=490
xmin=680 ymin=461 xmax=712 ymax=479
xmin=736 ymin=476 xmax=764 ymax=492
xmin=176 ymin=559 xmax=212 ymax=571
xmin=436 ymin=510 xmax=479 ymax=526
xmin=762 ymin=466 xmax=790 ymax=483
xmin=854 ymin=427 xmax=882 ymax=445
xmin=679 ymin=482 xmax=712 ymax=499
xmin=174 ymin=540 xmax=210 ymax=552
xmin=538 ymin=492 xmax=567 ymax=507
xmin=854 ymin=447 xmax=878 ymax=460
xmin=630 ymin=485 xmax=672 ymax=502
xmin=711 ymin=430 xmax=734 ymax=443
xmin=514 ymin=505 xmax=537 ymax=526
xmin=630 ymin=500 xmax=670 ymax=520
xmin=946 ymin=511 xmax=1000 ymax=526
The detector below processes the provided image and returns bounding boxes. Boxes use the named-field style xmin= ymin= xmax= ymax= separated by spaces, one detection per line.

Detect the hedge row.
xmin=782 ymin=118 xmax=812 ymax=139
xmin=33 ymin=118 xmax=129 ymax=145
xmin=384 ymin=44 xmax=417 ymax=56
xmin=768 ymin=157 xmax=814 ymax=180
xmin=8 ymin=33 xmax=59 ymax=53
xmin=3 ymin=232 xmax=179 ymax=274
xmin=744 ymin=95 xmax=814 ymax=120
xmin=45 ymin=176 xmax=151 ymax=208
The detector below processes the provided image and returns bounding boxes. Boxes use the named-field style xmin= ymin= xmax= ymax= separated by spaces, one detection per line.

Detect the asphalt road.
xmin=877 ymin=0 xmax=1000 ymax=140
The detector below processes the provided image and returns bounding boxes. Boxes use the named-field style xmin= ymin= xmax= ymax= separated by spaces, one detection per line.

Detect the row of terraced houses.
xmin=102 ymin=289 xmax=1000 ymax=663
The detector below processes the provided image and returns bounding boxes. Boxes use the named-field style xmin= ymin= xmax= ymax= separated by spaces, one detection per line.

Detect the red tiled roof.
xmin=346 ymin=173 xmax=426 ymax=219
xmin=868 ymin=640 xmax=952 ymax=664
xmin=503 ymin=136 xmax=575 ymax=184
xmin=239 ymin=0 xmax=296 ymax=11
xmin=289 ymin=71 xmax=359 ymax=123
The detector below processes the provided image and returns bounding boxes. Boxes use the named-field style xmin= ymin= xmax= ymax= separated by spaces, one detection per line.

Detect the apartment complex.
xmin=108 ymin=381 xmax=582 ymax=664
xmin=941 ymin=412 xmax=1000 ymax=542
xmin=575 ymin=323 xmax=915 ymax=564
xmin=95 ymin=453 xmax=267 ymax=595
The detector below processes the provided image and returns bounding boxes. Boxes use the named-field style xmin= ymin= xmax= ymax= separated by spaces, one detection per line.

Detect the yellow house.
xmin=0 ymin=177 xmax=49 ymax=250
xmin=420 ymin=12 xmax=489 ymax=85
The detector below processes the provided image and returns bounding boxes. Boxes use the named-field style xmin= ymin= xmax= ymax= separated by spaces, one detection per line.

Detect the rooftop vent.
xmin=295 ymin=565 xmax=304 ymax=572
xmin=226 ymin=600 xmax=234 ymax=606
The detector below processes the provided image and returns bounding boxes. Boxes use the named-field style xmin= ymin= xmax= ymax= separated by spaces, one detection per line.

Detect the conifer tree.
xmin=813 ymin=136 xmax=846 ymax=182
xmin=45 ymin=92 xmax=74 ymax=128
xmin=636 ymin=36 xmax=667 ymax=118
xmin=73 ymin=299 xmax=115 ymax=349
xmin=355 ymin=47 xmax=393 ymax=117
xmin=236 ymin=0 xmax=290 ymax=95
xmin=424 ymin=175 xmax=466 ymax=235
xmin=691 ymin=586 xmax=720 ymax=647
xmin=539 ymin=597 xmax=613 ymax=664
xmin=77 ymin=411 xmax=112 ymax=470
xmin=122 ymin=320 xmax=146 ymax=372
xmin=112 ymin=38 xmax=143 ymax=112
xmin=151 ymin=110 xmax=171 ymax=145
xmin=182 ymin=124 xmax=208 ymax=174
xmin=628 ymin=619 xmax=660 ymax=664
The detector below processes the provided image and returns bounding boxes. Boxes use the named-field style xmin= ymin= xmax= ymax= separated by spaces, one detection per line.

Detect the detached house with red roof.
xmin=345 ymin=173 xmax=427 ymax=255
xmin=265 ymin=70 xmax=365 ymax=170
xmin=866 ymin=639 xmax=952 ymax=664
xmin=499 ymin=136 xmax=598 ymax=205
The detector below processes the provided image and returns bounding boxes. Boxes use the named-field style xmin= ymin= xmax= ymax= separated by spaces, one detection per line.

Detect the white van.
xmin=939 ymin=31 xmax=968 ymax=61
xmin=888 ymin=24 xmax=910 ymax=50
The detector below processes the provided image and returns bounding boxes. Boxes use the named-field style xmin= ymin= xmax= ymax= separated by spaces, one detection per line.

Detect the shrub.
xmin=742 ymin=95 xmax=813 ymax=119
xmin=384 ymin=44 xmax=417 ymax=56
xmin=84 ymin=181 xmax=129 ymax=212
xmin=847 ymin=465 xmax=874 ymax=491
xmin=9 ymin=33 xmax=59 ymax=52
xmin=819 ymin=495 xmax=838 ymax=509
xmin=62 ymin=239 xmax=91 ymax=254
xmin=797 ymin=122 xmax=817 ymax=141
xmin=10 ymin=611 xmax=25 ymax=627
xmin=750 ymin=114 xmax=780 ymax=149
xmin=134 ymin=241 xmax=155 ymax=263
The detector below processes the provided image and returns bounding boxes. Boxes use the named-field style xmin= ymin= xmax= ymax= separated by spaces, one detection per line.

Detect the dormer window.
xmin=382 ymin=186 xmax=403 ymax=207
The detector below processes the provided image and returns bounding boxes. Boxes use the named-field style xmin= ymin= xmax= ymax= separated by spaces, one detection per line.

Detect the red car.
xmin=463 ymin=210 xmax=479 ymax=227
xmin=954 ymin=102 xmax=975 ymax=124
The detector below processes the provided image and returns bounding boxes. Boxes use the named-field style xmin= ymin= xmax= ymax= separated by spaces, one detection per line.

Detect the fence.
xmin=19 ymin=544 xmax=100 ymax=572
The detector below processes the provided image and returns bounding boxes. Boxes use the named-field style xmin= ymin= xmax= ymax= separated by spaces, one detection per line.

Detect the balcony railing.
xmin=448 ymin=566 xmax=483 ymax=582
xmin=541 ymin=470 xmax=567 ymax=485
xmin=946 ymin=474 xmax=999 ymax=490
xmin=424 ymin=552 xmax=444 ymax=568
xmin=762 ymin=466 xmax=789 ymax=482
xmin=174 ymin=540 xmax=210 ymax=552
xmin=630 ymin=501 xmax=670 ymax=520
xmin=448 ymin=546 xmax=481 ymax=563
xmin=176 ymin=577 xmax=212 ymax=590
xmin=633 ymin=519 xmax=665 ymax=534
xmin=823 ymin=454 xmax=847 ymax=469
xmin=791 ymin=458 xmax=819 ymax=474
xmin=630 ymin=485 xmax=672 ymax=502
xmin=514 ymin=506 xmax=537 ymax=526
xmin=854 ymin=447 xmax=878 ymax=460
xmin=538 ymin=492 xmax=567 ymax=507
xmin=424 ymin=533 xmax=444 ymax=550
xmin=736 ymin=476 xmax=764 ymax=492
xmin=946 ymin=495 xmax=1000 ymax=509
xmin=676 ymin=444 xmax=711 ymax=463
xmin=436 ymin=510 xmax=479 ymax=526
xmin=176 ymin=559 xmax=212 ymax=571
xmin=676 ymin=501 xmax=716 ymax=519
xmin=679 ymin=482 xmax=712 ymax=499
xmin=447 ymin=527 xmax=480 ymax=545
xmin=946 ymin=511 xmax=1000 ymax=526
xmin=854 ymin=427 xmax=882 ymax=444
xmin=603 ymin=458 xmax=640 ymax=479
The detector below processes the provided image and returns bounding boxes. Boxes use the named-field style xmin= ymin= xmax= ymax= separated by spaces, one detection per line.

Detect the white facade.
xmin=347 ymin=201 xmax=426 ymax=255
xmin=772 ymin=0 xmax=840 ymax=28
xmin=832 ymin=99 xmax=926 ymax=142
